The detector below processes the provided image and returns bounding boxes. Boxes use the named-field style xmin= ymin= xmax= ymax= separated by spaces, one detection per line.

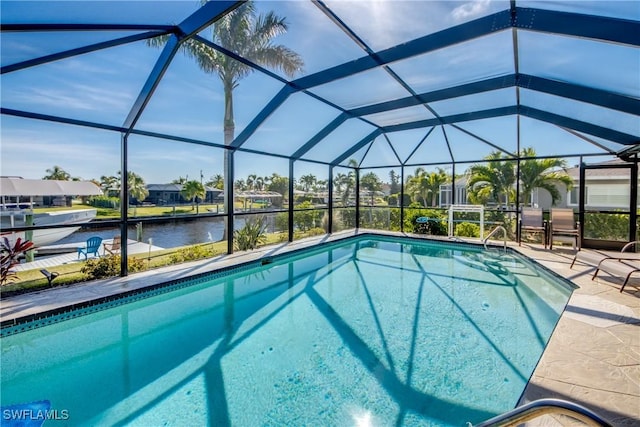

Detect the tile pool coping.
xmin=1 ymin=229 xmax=638 ymax=424
xmin=0 ymin=231 xmax=573 ymax=332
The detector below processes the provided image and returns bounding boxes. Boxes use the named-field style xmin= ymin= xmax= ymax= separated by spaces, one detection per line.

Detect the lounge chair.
xmin=548 ymin=208 xmax=580 ymax=250
xmin=77 ymin=236 xmax=102 ymax=260
xmin=570 ymin=241 xmax=640 ymax=292
xmin=103 ymin=235 xmax=121 ymax=256
xmin=518 ymin=207 xmax=547 ymax=248
xmin=570 ymin=241 xmax=640 ymax=269
xmin=593 ymin=259 xmax=640 ymax=292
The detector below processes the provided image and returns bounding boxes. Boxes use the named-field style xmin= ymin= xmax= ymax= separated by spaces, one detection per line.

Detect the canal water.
xmin=56 ymin=215 xmax=280 ymax=249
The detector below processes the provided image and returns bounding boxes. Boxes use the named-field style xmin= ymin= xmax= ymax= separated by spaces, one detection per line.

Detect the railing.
xmin=483 ymin=225 xmax=508 ymax=252
xmin=470 ymin=398 xmax=613 ymax=427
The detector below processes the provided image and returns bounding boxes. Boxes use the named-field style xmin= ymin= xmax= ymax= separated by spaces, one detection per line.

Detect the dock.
xmin=15 ymin=238 xmax=164 ymax=272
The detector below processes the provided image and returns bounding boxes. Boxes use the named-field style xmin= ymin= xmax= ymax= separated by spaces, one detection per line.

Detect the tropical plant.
xmin=181 ymin=180 xmax=206 ymax=210
xmin=299 ymin=174 xmax=317 ymax=192
xmin=172 ymin=176 xmax=188 ymax=185
xmin=1 ymin=237 xmax=35 ymax=285
xmin=102 ymin=171 xmax=149 ymax=203
xmin=360 ymin=171 xmax=383 ymax=224
xmin=246 ymin=174 xmax=257 ymax=191
xmin=43 ymin=165 xmax=71 ymax=181
xmin=267 ymin=173 xmax=288 ymax=207
xmin=207 ymin=174 xmax=224 ymax=190
xmin=389 ymin=170 xmax=401 ymax=195
xmin=519 ymin=147 xmax=573 ymax=206
xmin=467 ymin=151 xmax=516 ymax=208
xmin=234 ymin=216 xmax=268 ymax=251
xmin=254 ymin=176 xmax=265 ymax=191
xmin=150 ymin=1 xmax=304 ymax=239
xmin=406 ymin=167 xmax=448 ymax=207
xmin=360 ymin=172 xmax=382 ymax=195
xmin=334 ymin=159 xmax=358 ymax=206
xmin=235 ymin=179 xmax=247 ymax=192
xmin=99 ymin=174 xmax=119 ymax=196
xmin=125 ymin=171 xmax=149 ymax=203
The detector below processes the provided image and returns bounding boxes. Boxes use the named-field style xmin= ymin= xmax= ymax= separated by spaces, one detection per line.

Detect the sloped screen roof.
xmin=1 ymin=0 xmax=638 ymax=171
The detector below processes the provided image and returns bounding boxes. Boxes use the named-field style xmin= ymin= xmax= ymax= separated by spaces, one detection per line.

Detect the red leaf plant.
xmin=1 ymin=237 xmax=35 ymax=286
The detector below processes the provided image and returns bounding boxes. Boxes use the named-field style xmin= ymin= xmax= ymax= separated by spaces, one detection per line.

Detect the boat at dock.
xmin=1 ymin=208 xmax=98 ymax=247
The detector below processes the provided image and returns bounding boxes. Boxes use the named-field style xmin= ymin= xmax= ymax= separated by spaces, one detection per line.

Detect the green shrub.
xmin=275 ymin=212 xmax=288 ymax=233
xmin=454 ymin=222 xmax=480 ymax=238
xmin=305 ymin=227 xmax=326 ymax=237
xmin=81 ymin=255 xmax=145 ymax=280
xmin=405 ymin=209 xmax=447 ymax=235
xmin=293 ymin=201 xmax=323 ymax=231
xmin=234 ymin=217 xmax=268 ymax=251
xmin=583 ymin=213 xmax=629 ymax=240
xmin=338 ymin=208 xmax=356 ymax=229
xmin=88 ymin=195 xmax=119 ymax=209
xmin=169 ymin=245 xmax=214 ymax=263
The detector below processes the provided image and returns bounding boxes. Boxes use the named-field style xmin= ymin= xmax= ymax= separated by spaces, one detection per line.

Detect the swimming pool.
xmin=1 ymin=235 xmax=574 ymax=426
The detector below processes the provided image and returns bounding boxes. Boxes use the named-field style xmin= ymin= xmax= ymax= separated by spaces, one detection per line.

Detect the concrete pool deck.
xmin=1 ymin=230 xmax=638 ymax=425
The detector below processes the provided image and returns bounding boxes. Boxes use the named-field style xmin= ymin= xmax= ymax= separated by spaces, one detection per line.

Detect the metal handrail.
xmin=471 ymin=398 xmax=613 ymax=427
xmin=483 ymin=225 xmax=507 ymax=252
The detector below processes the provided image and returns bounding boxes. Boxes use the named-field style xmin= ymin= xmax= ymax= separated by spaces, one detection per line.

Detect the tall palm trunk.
xmin=223 ymin=81 xmax=234 ymax=240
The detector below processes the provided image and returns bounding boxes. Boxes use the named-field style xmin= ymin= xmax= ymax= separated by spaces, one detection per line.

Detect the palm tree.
xmin=43 ymin=165 xmax=71 ymax=181
xmin=113 ymin=171 xmax=149 ymax=216
xmin=519 ymin=147 xmax=573 ymax=206
xmin=181 ymin=180 xmax=206 ymax=212
xmin=262 ymin=175 xmax=271 ymax=190
xmin=207 ymin=174 xmax=224 ymax=190
xmin=467 ymin=152 xmax=516 ymax=208
xmin=149 ymin=1 xmax=303 ymax=239
xmin=125 ymin=171 xmax=149 ymax=203
xmin=100 ymin=175 xmax=119 ymax=196
xmin=267 ymin=173 xmax=288 ymax=207
xmin=360 ymin=172 xmax=382 ymax=221
xmin=172 ymin=176 xmax=188 ymax=185
xmin=336 ymin=159 xmax=358 ymax=206
xmin=254 ymin=176 xmax=264 ymax=191
xmin=406 ymin=167 xmax=448 ymax=207
xmin=246 ymin=174 xmax=257 ymax=191
xmin=235 ymin=179 xmax=247 ymax=191
xmin=299 ymin=174 xmax=316 ymax=192
xmin=333 ymin=173 xmax=347 ymax=205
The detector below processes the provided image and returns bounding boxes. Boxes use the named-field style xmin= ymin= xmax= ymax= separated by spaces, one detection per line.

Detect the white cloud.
xmin=451 ymin=0 xmax=491 ymax=22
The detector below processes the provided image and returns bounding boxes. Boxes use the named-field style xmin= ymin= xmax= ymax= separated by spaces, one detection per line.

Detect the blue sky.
xmin=1 ymin=1 xmax=636 ymax=185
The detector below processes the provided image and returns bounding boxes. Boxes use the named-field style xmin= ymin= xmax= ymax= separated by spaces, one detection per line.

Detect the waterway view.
xmin=55 ymin=215 xmax=280 ymax=249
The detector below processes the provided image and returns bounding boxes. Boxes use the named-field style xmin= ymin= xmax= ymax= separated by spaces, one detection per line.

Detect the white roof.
xmin=0 ymin=177 xmax=102 ymax=197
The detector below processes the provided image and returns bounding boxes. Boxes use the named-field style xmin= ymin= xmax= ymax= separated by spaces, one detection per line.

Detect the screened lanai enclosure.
xmin=1 ymin=0 xmax=639 ymax=278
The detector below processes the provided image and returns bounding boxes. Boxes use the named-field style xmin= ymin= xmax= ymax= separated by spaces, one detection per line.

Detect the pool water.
xmin=1 ymin=236 xmax=573 ymax=426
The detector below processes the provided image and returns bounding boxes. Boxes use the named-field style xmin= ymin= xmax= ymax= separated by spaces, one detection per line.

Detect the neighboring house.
xmin=439 ymin=176 xmax=470 ymax=207
xmin=144 ymin=184 xmax=223 ymax=206
xmin=437 ymin=159 xmax=637 ymax=210
xmin=0 ymin=177 xmax=102 ymax=208
xmin=562 ymin=159 xmax=636 ymax=210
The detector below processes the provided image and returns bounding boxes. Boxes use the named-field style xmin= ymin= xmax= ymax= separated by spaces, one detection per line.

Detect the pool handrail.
xmin=470 ymin=398 xmax=613 ymax=427
xmin=483 ymin=225 xmax=507 ymax=252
